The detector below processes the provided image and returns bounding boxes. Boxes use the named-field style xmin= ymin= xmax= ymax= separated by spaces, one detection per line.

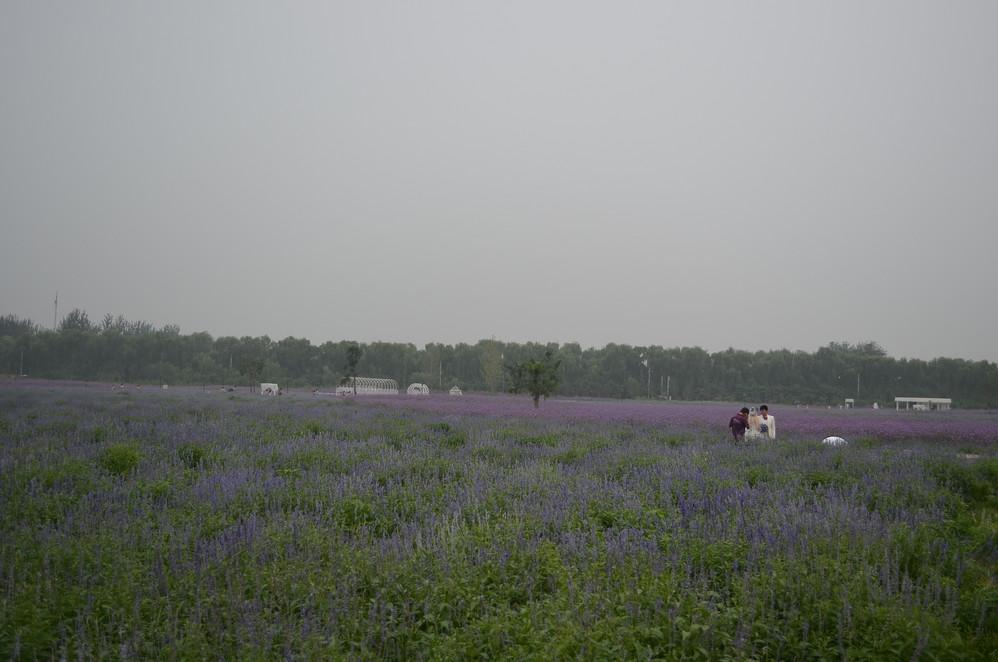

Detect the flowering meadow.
xmin=1 ymin=384 xmax=996 ymax=660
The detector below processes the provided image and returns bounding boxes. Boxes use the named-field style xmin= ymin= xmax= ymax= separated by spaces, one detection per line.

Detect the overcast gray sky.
xmin=2 ymin=1 xmax=996 ymax=362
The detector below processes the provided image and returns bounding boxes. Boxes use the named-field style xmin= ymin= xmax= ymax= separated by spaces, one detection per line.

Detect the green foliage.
xmin=516 ymin=433 xmax=560 ymax=447
xmin=142 ymin=477 xmax=174 ymax=500
xmin=238 ymin=355 xmax=266 ymax=383
xmin=426 ymin=421 xmax=453 ymax=432
xmin=437 ymin=431 xmax=467 ymax=449
xmin=89 ymin=425 xmax=113 ymax=444
xmin=926 ymin=457 xmax=998 ymax=508
xmin=479 ymin=338 xmax=504 ymax=393
xmin=33 ymin=419 xmax=79 ymax=437
xmin=341 ymin=342 xmax=363 ymax=393
xmin=507 ymin=351 xmax=563 ymax=408
xmin=98 ymin=443 xmax=141 ymax=475
xmin=0 ymin=313 xmax=40 ymax=337
xmin=589 ymin=500 xmax=641 ymax=530
xmin=743 ymin=465 xmax=775 ymax=487
xmin=177 ymin=441 xmax=209 ymax=468
xmin=296 ymin=419 xmax=335 ymax=437
xmin=334 ymin=496 xmax=376 ymax=531
xmin=58 ymin=308 xmax=92 ymax=332
xmin=825 ymin=340 xmax=887 ymax=356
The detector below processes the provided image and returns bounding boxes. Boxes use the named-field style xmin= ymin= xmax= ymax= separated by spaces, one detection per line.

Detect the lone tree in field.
xmin=507 ymin=351 xmax=562 ymax=408
xmin=342 ymin=342 xmax=363 ymax=394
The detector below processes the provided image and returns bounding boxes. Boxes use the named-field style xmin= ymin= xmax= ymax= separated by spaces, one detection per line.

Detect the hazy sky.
xmin=2 ymin=1 xmax=996 ymax=362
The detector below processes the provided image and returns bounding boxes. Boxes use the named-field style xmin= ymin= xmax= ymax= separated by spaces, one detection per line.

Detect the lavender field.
xmin=2 ymin=384 xmax=996 ymax=660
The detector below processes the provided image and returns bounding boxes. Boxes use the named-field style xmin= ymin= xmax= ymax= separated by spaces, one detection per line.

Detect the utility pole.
xmin=53 ymin=292 xmax=58 ymax=331
xmin=646 ymin=364 xmax=651 ymax=400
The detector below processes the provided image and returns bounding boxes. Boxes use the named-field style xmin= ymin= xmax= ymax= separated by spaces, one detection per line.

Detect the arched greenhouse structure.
xmin=340 ymin=377 xmax=399 ymax=395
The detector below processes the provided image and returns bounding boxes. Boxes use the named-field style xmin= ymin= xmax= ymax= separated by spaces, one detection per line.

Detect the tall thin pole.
xmin=53 ymin=292 xmax=58 ymax=331
xmin=640 ymin=357 xmax=648 ymax=399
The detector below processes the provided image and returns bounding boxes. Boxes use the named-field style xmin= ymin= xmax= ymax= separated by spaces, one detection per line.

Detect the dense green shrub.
xmin=98 ymin=443 xmax=141 ymax=475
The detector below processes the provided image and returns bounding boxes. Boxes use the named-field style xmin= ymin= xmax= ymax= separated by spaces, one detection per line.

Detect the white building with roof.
xmin=895 ymin=396 xmax=952 ymax=411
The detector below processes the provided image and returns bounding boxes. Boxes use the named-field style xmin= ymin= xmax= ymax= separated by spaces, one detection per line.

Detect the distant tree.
xmin=861 ymin=341 xmax=886 ymax=356
xmin=825 ymin=340 xmax=886 ymax=357
xmin=59 ymin=308 xmax=92 ymax=332
xmin=342 ymin=342 xmax=363 ymax=394
xmin=274 ymin=336 xmax=318 ymax=385
xmin=979 ymin=366 xmax=998 ymax=411
xmin=95 ymin=314 xmax=159 ymax=335
xmin=128 ymin=319 xmax=155 ymax=335
xmin=0 ymin=314 xmax=39 ymax=337
xmin=556 ymin=342 xmax=585 ymax=396
xmin=507 ymin=351 xmax=562 ymax=408
xmin=480 ymin=338 xmax=503 ymax=393
xmin=238 ymin=356 xmax=266 ymax=388
xmin=192 ymin=352 xmax=219 ymax=381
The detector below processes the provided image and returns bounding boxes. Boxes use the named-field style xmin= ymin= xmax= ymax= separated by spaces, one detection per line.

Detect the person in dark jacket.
xmin=729 ymin=407 xmax=750 ymax=441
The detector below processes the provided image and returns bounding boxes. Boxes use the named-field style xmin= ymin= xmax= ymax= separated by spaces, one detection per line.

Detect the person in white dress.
xmin=745 ymin=407 xmax=762 ymax=440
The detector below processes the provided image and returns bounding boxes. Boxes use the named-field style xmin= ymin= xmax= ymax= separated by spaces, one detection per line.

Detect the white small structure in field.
xmin=895 ymin=396 xmax=952 ymax=411
xmin=407 ymin=383 xmax=430 ymax=395
xmin=337 ymin=377 xmax=399 ymax=395
xmin=449 ymin=386 xmax=463 ymax=396
xmin=260 ymin=382 xmax=279 ymax=396
xmin=822 ymin=436 xmax=847 ymax=446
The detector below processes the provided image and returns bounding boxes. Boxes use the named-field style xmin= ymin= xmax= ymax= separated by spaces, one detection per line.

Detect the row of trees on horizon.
xmin=2 ymin=311 xmax=996 ymax=408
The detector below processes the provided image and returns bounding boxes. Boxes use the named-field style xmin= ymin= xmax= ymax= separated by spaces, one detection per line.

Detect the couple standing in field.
xmin=728 ymin=405 xmax=776 ymax=441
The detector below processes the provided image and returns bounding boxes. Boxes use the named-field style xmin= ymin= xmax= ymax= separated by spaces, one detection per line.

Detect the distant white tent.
xmin=449 ymin=386 xmax=463 ymax=396
xmin=407 ymin=383 xmax=430 ymax=395
xmin=260 ymin=382 xmax=279 ymax=396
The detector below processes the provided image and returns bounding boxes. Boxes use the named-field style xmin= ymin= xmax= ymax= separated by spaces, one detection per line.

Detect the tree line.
xmin=2 ymin=311 xmax=996 ymax=408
